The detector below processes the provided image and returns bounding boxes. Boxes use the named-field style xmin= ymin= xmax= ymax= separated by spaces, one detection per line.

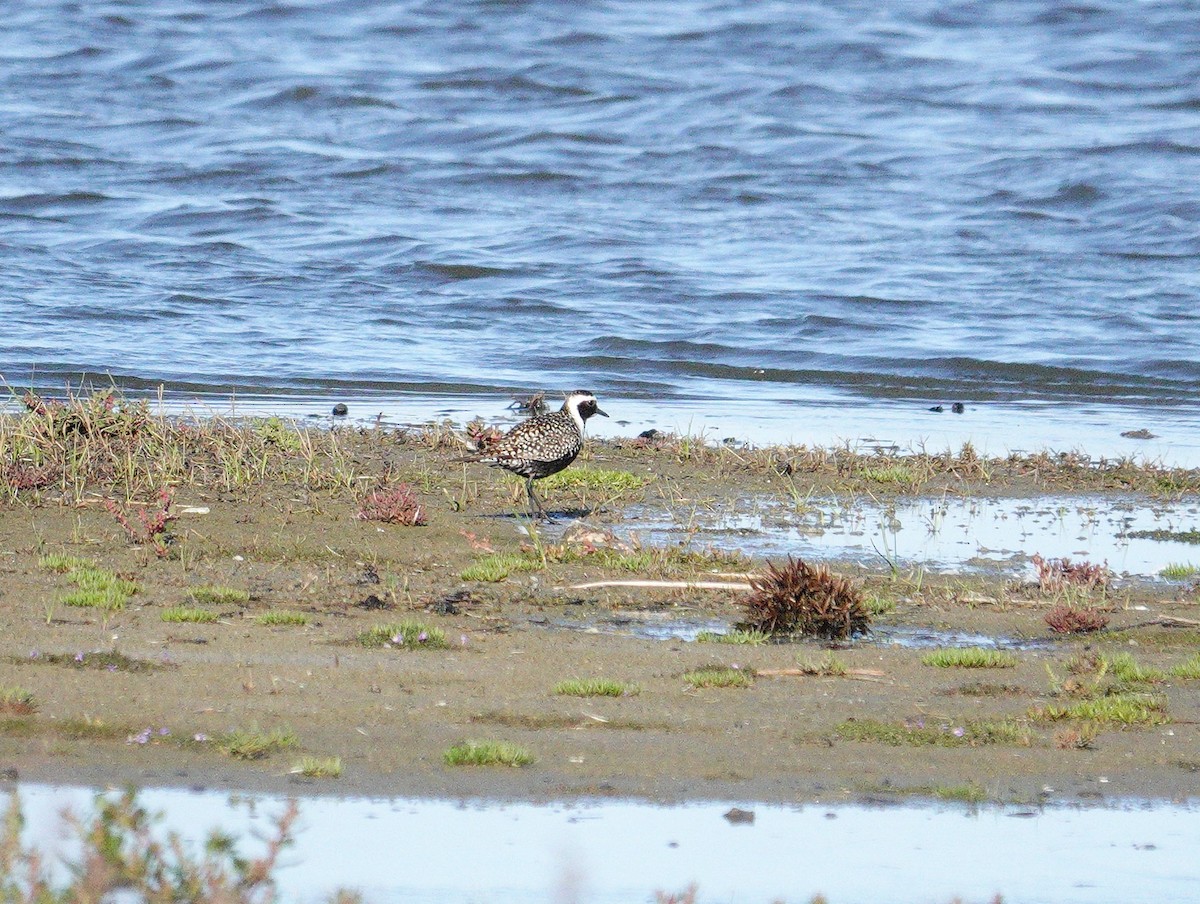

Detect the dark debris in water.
xmin=1123 ymin=528 xmax=1200 ymax=544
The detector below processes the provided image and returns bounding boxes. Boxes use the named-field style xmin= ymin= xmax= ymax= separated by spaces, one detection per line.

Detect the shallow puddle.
xmin=12 ymin=783 xmax=1199 ymax=903
xmin=533 ymin=613 xmax=1044 ymax=650
xmin=621 ymin=495 xmax=1200 ymax=582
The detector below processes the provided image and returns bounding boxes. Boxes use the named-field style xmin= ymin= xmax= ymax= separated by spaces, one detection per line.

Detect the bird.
xmin=463 ymin=390 xmax=608 ymax=518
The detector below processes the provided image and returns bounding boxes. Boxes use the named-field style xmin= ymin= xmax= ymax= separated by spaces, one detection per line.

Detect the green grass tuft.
xmin=443 ymin=739 xmax=534 ymax=767
xmin=256 ymin=610 xmax=310 ymax=627
xmin=539 ymin=468 xmax=650 ymax=494
xmin=460 ymin=552 xmax=542 ymax=583
xmin=1030 ymin=693 xmax=1169 ymax=726
xmin=552 ymin=678 xmax=639 ymax=698
xmin=1169 ymin=653 xmax=1200 ymax=680
xmin=864 ymin=595 xmax=897 ymax=617
xmin=683 ymin=665 xmax=754 ymax=689
xmin=920 ymin=647 xmax=1019 ymax=669
xmin=160 ymin=606 xmax=219 ymax=624
xmin=1107 ymin=652 xmax=1166 ymax=685
xmin=0 ymin=686 xmax=36 ymax=716
xmin=836 ymin=718 xmax=1030 ymax=747
xmin=218 ymin=726 xmax=299 ymax=760
xmin=23 ymin=650 xmax=158 ymax=673
xmin=357 ymin=620 xmax=447 ymax=649
xmin=46 ymin=561 xmax=139 ymax=611
xmin=38 ymin=554 xmax=95 ymax=574
xmin=290 ymin=755 xmax=342 ymax=778
xmin=858 ymin=464 xmax=917 ymax=486
xmin=1160 ymin=562 xmax=1200 ymax=579
xmin=188 ymin=585 xmax=250 ymax=605
xmin=934 ymin=783 xmax=989 ymax=804
xmin=695 ymin=629 xmax=769 ymax=646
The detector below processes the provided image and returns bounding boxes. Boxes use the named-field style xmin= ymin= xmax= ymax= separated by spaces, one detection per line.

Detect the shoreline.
xmin=8 ymin=386 xmax=1200 ymax=467
xmin=1 ymin=398 xmax=1198 ymax=807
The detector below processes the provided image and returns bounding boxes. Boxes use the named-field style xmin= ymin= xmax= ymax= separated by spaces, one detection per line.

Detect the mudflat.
xmin=1 ymin=405 xmax=1198 ymax=805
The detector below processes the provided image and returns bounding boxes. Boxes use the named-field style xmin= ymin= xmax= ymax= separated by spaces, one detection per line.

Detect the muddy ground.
xmin=1 ymin=432 xmax=1198 ymax=805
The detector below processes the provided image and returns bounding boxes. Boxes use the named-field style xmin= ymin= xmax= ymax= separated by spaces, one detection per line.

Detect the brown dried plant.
xmin=1031 ymin=553 xmax=1110 ymax=592
xmin=1045 ymin=605 xmax=1109 ymax=634
xmin=465 ymin=419 xmax=504 ymax=455
xmin=739 ymin=556 xmax=870 ymax=640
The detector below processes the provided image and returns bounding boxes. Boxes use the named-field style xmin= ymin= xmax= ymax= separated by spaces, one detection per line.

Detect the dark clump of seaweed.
xmin=738 ymin=556 xmax=870 ymax=640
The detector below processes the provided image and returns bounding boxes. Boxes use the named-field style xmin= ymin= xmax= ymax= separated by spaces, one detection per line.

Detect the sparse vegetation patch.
xmin=256 ymin=610 xmax=310 ymax=627
xmin=443 ymin=739 xmax=534 ymax=767
xmin=553 ymin=678 xmax=639 ymax=697
xmin=0 ymin=687 xmax=36 ymax=716
xmin=695 ymin=629 xmax=769 ymax=646
xmin=836 ymin=718 xmax=1031 ymax=747
xmin=683 ymin=666 xmax=754 ymax=689
xmin=291 ymin=756 xmax=343 ymax=778
xmin=160 ymin=607 xmax=220 ymax=624
xmin=21 ymin=650 xmax=158 ymax=673
xmin=1030 ymin=694 xmax=1168 ymax=726
xmin=540 ymin=468 xmax=650 ymax=494
xmin=188 ymin=585 xmax=250 ymax=605
xmin=357 ymin=620 xmax=447 ymax=648
xmin=921 ymin=647 xmax=1018 ymax=669
xmin=1160 ymin=562 xmax=1200 ymax=580
xmin=1169 ymin=653 xmax=1200 ymax=680
xmin=218 ymin=726 xmax=299 ymax=760
xmin=460 ymin=552 xmax=542 ymax=582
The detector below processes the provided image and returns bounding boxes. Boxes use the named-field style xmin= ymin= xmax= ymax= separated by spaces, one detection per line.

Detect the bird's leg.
xmin=526 ymin=477 xmax=547 ymax=520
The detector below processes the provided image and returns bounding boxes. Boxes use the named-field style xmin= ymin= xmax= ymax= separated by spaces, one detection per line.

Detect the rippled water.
xmin=3 ymin=1 xmax=1199 ymax=448
xmin=623 ymin=493 xmax=1200 ymax=580
xmin=14 ymin=784 xmax=1200 ymax=903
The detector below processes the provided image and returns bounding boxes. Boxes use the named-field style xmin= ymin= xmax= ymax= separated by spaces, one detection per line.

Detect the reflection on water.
xmin=624 ymin=495 xmax=1200 ymax=581
xmin=12 ymin=784 xmax=1200 ymax=904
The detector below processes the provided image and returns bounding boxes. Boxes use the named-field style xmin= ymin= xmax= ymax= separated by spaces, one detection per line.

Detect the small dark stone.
xmin=929 ymin=405 xmax=944 ymax=412
xmin=355 ymin=594 xmax=392 ymax=611
xmin=1120 ymin=428 xmax=1157 ymax=439
xmin=951 ymin=402 xmax=965 ymax=413
xmin=724 ymin=807 xmax=755 ymax=825
xmin=637 ymin=428 xmax=660 ymax=440
xmin=430 ymin=589 xmax=477 ymax=615
xmin=357 ymin=564 xmax=381 ymax=585
xmin=332 ymin=403 xmax=349 ymax=416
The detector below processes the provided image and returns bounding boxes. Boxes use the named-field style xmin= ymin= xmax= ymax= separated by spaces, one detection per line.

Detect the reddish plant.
xmin=357 ymin=484 xmax=426 ymax=526
xmin=1 ymin=460 xmax=57 ymax=491
xmin=739 ymin=556 xmax=870 ymax=640
xmin=105 ymin=488 xmax=175 ymax=557
xmin=1044 ymin=605 xmax=1109 ymax=634
xmin=465 ymin=420 xmax=504 ymax=455
xmin=1031 ymin=553 xmax=1110 ymax=592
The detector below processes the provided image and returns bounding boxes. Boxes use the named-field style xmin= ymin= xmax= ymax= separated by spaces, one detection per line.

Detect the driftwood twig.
xmin=756 ymin=667 xmax=886 ymax=682
xmin=567 ymin=579 xmax=753 ymax=592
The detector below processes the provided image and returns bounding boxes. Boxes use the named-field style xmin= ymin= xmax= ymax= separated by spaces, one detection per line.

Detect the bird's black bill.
xmin=595 ymin=407 xmax=609 ymax=417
